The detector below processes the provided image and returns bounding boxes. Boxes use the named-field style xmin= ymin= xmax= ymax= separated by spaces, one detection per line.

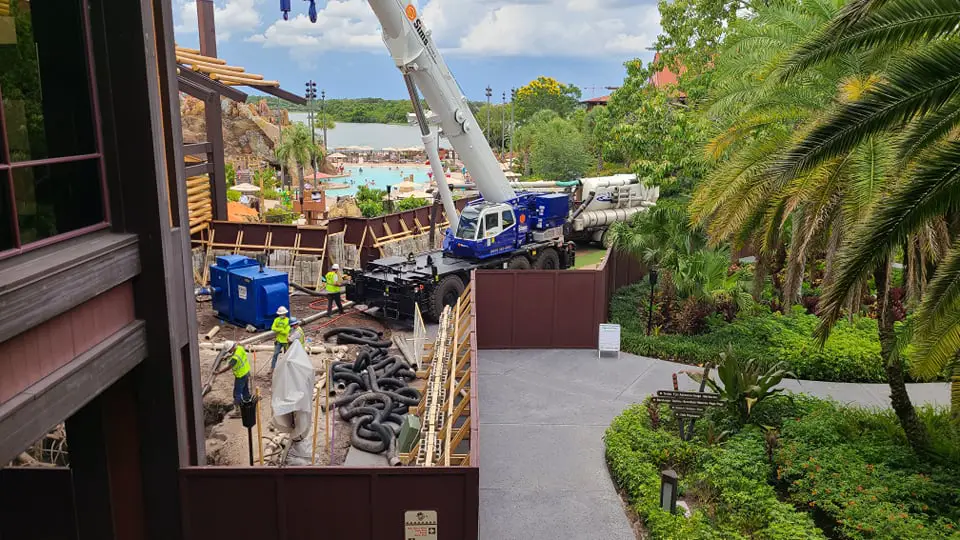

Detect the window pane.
xmin=485 ymin=213 xmax=499 ymax=229
xmin=0 ymin=0 xmax=96 ymax=162
xmin=13 ymin=159 xmax=103 ymax=244
xmin=502 ymin=210 xmax=514 ymax=227
xmin=0 ymin=172 xmax=14 ymax=251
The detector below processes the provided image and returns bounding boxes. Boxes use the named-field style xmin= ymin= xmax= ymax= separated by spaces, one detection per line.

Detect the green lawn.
xmin=574 ymin=247 xmax=606 ymax=268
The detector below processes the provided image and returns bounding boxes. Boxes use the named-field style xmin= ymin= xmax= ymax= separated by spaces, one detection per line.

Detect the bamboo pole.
xmin=192 ymin=64 xmax=261 ymax=79
xmin=325 ymin=358 xmax=331 ymax=452
xmin=175 ymin=45 xmax=202 ymax=54
xmin=175 ymin=49 xmax=226 ymax=64
xmin=211 ymin=73 xmax=280 ymax=86
xmin=181 ymin=60 xmax=246 ymax=73
xmin=311 ymin=373 xmax=322 ymax=465
xmin=256 ymin=388 xmax=264 ymax=466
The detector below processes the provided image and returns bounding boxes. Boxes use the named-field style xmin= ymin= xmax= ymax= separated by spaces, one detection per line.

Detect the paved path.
xmin=477 ymin=349 xmax=950 ymax=540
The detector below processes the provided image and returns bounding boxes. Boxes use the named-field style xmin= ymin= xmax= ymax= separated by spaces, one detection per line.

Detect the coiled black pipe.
xmin=323 ymin=327 xmax=392 ymax=348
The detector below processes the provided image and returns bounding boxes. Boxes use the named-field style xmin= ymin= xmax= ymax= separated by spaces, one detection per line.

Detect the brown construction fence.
xmin=475 ymin=248 xmax=646 ymax=349
xmin=191 ymin=198 xmax=476 ymax=286
xmin=180 ymin=466 xmax=478 ymax=540
xmin=178 ymin=282 xmax=481 ymax=540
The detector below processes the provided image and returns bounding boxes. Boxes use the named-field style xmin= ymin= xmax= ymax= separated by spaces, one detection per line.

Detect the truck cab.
xmin=444 ymin=201 xmax=527 ymax=259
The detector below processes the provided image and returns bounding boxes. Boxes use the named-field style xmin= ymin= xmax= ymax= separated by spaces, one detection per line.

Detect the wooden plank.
xmin=0 ymin=321 xmax=147 ymax=465
xmin=0 ymin=233 xmax=140 ymax=344
xmin=185 ymin=163 xmax=214 ymax=177
xmin=182 ymin=142 xmax=213 ymax=155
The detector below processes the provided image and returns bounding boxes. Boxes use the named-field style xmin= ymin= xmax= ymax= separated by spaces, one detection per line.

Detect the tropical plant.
xmin=767 ymin=0 xmax=960 ymax=439
xmin=513 ymin=76 xmax=581 ymax=122
xmin=512 ymin=109 xmax=559 ymax=175
xmin=529 ymin=117 xmax=593 ymax=180
xmin=275 ymin=122 xmax=323 ymax=203
xmin=696 ymin=344 xmax=793 ymax=424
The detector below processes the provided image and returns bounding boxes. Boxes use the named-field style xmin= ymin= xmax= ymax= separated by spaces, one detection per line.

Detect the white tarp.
xmin=271 ymin=340 xmax=314 ymax=441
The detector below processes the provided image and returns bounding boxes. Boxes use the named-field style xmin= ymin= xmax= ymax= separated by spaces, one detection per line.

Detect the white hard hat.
xmin=224 ymin=340 xmax=236 ymax=351
xmin=277 ymin=306 xmax=289 ymax=315
xmin=332 ymin=264 xmax=340 ymax=270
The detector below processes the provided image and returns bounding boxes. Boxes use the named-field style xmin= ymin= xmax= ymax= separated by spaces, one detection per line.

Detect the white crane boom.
xmin=367 ymin=0 xmax=516 ymax=230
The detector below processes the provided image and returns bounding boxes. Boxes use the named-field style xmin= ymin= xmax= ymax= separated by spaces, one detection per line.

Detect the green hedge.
xmin=772 ymin=400 xmax=960 ymax=539
xmin=611 ymin=284 xmax=887 ymax=382
xmin=606 ymin=399 xmax=960 ymax=539
xmin=605 ymin=404 xmax=824 ymax=539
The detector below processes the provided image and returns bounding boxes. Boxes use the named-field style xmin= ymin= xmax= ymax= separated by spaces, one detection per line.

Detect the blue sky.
xmin=173 ymin=0 xmax=661 ymax=101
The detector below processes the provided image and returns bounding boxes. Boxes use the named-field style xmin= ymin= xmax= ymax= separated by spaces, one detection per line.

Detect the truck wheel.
xmin=533 ymin=248 xmax=560 ymax=270
xmin=426 ymin=275 xmax=464 ymax=321
xmin=507 ymin=256 xmax=531 ymax=270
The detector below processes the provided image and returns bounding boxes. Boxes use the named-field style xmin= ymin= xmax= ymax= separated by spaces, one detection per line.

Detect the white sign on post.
xmin=598 ymin=323 xmax=621 ymax=359
xmin=405 ymin=510 xmax=438 ymax=540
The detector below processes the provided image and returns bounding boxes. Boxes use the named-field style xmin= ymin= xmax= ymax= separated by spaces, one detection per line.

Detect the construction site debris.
xmin=329 ymin=334 xmax=421 ymax=466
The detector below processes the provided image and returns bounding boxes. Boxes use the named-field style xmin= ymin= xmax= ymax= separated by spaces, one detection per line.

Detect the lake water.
xmin=287 ymin=114 xmax=451 ymax=150
xmin=327 ymin=165 xmax=432 ymax=197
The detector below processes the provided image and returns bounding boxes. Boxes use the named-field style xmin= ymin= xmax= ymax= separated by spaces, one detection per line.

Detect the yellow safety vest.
xmin=272 ymin=316 xmax=290 ymax=344
xmin=325 ymin=271 xmax=341 ymax=293
xmin=231 ymin=346 xmax=250 ymax=378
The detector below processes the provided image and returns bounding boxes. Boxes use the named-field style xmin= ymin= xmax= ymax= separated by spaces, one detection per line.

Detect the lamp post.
xmin=647 ymin=267 xmax=658 ymax=336
xmin=485 ymin=85 xmax=492 ymax=141
xmin=500 ymin=91 xmax=506 ymax=156
xmin=321 ymin=89 xmax=327 ymax=152
xmin=305 ymin=80 xmax=317 ymax=172
xmin=510 ymin=88 xmax=516 ymax=159
xmin=660 ymin=469 xmax=678 ymax=513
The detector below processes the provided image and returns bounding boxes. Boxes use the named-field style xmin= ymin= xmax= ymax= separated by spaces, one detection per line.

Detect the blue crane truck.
xmin=346 ymin=192 xmax=576 ymax=321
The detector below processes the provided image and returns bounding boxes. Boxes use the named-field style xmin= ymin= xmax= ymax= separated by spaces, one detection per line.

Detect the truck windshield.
xmin=456 ymin=208 xmax=480 ymax=239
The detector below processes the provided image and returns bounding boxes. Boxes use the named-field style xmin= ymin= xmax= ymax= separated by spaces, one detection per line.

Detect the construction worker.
xmin=215 ymin=341 xmax=251 ymax=408
xmin=324 ymin=263 xmax=349 ymax=316
xmin=270 ymin=306 xmax=291 ymax=371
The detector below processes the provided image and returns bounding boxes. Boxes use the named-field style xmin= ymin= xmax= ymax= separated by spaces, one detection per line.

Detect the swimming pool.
xmin=325 ymin=165 xmax=432 ymax=197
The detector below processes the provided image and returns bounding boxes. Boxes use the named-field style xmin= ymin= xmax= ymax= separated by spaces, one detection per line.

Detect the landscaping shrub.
xmin=605 ymin=403 xmax=823 ymax=539
xmin=607 ymin=398 xmax=960 ymax=539
xmin=772 ymin=401 xmax=960 ymax=539
xmin=611 ymin=284 xmax=889 ymax=382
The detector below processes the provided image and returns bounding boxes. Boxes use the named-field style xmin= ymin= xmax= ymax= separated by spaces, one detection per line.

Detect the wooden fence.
xmin=474 ymin=249 xmax=646 ymax=349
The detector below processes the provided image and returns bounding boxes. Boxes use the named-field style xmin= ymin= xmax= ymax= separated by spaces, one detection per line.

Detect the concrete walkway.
xmin=477 ymin=349 xmax=950 ymax=540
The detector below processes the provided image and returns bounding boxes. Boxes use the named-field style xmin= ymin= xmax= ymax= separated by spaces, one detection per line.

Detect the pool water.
xmin=325 ymin=165 xmax=432 ymax=197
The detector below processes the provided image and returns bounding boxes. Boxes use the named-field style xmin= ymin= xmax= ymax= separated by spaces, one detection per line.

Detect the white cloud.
xmin=174 ymin=0 xmax=263 ymax=42
xmin=247 ymin=0 xmax=383 ymax=67
xmin=451 ymin=0 xmax=661 ymax=57
xmin=246 ymin=0 xmax=660 ymax=60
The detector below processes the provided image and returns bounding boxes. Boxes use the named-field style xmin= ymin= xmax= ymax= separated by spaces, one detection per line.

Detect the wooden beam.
xmin=177 ymin=67 xmax=248 ymax=102
xmin=0 ymin=321 xmax=147 ymax=465
xmin=0 ymin=233 xmax=140 ymax=344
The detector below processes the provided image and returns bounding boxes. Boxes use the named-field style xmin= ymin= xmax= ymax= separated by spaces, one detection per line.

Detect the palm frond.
xmin=816 ymin=141 xmax=960 ymax=340
xmin=914 ymin=238 xmax=960 ymax=344
xmin=899 ymin=95 xmax=960 ymax=161
xmin=777 ymin=40 xmax=960 ymax=180
xmin=779 ymin=0 xmax=959 ymax=79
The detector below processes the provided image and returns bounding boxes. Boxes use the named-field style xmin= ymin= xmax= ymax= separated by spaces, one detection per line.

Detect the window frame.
xmin=0 ymin=0 xmax=111 ymax=261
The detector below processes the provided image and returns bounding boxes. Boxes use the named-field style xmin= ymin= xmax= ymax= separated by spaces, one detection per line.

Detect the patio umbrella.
xmin=229 ymin=182 xmax=260 ymax=193
xmin=327 ymin=152 xmax=347 ymax=159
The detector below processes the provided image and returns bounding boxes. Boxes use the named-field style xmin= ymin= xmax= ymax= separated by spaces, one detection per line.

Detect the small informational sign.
xmin=405 ymin=510 xmax=438 ymax=540
xmin=598 ymin=323 xmax=621 ymax=358
xmin=237 ymin=285 xmax=247 ymax=300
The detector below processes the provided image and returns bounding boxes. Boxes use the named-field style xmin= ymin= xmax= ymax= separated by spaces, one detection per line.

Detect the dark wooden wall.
xmin=474 ymin=249 xmax=646 ymax=349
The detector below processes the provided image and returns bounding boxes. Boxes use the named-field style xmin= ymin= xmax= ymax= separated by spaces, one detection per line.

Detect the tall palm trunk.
xmin=951 ymin=357 xmax=960 ymax=424
xmin=297 ymin=164 xmax=305 ymax=205
xmin=874 ymin=260 xmax=930 ymax=453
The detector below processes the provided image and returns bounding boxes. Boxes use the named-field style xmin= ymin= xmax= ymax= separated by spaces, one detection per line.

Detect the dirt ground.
xmin=197 ymin=292 xmax=407 ymax=467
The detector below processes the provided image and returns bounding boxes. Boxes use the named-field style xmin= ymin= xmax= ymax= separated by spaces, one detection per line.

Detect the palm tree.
xmin=691 ymin=0 xmax=893 ymax=309
xmin=770 ymin=0 xmax=960 ymax=444
xmin=275 ymin=122 xmax=323 ymax=204
xmin=689 ymin=0 xmax=942 ymax=451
